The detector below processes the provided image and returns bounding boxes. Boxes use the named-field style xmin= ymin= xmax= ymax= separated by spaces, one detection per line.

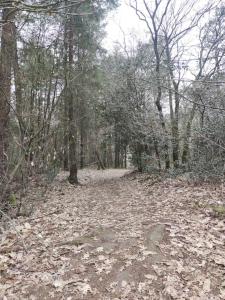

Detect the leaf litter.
xmin=0 ymin=169 xmax=225 ymax=299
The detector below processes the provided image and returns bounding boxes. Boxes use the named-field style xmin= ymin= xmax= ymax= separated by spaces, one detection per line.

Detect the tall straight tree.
xmin=0 ymin=5 xmax=15 ymax=180
xmin=63 ymin=0 xmax=118 ymax=182
xmin=63 ymin=6 xmax=79 ymax=184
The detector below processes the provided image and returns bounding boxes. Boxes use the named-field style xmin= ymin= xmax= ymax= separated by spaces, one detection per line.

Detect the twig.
xmin=28 ymin=209 xmax=62 ymax=221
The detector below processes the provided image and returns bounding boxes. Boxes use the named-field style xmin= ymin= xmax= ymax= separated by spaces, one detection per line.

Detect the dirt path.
xmin=1 ymin=169 xmax=225 ymax=299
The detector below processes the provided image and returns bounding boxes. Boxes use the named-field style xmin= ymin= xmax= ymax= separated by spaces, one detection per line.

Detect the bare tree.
xmin=129 ymin=0 xmax=217 ymax=168
xmin=129 ymin=0 xmax=172 ymax=168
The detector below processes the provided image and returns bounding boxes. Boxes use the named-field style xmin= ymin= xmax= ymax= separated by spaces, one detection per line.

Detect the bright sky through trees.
xmin=103 ymin=1 xmax=148 ymax=50
xmin=103 ymin=0 xmax=221 ymax=52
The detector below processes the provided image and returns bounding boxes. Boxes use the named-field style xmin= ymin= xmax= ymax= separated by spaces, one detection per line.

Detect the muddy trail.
xmin=1 ymin=169 xmax=225 ymax=299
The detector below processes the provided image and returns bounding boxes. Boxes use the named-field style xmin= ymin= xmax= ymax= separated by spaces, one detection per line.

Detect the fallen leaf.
xmin=203 ymin=278 xmax=211 ymax=293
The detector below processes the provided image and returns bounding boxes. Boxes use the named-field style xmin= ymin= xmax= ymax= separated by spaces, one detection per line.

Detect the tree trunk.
xmin=114 ymin=124 xmax=120 ymax=168
xmin=114 ymin=140 xmax=120 ymax=168
xmin=12 ymin=21 xmax=25 ymax=150
xmin=80 ymin=133 xmax=85 ymax=169
xmin=63 ymin=112 xmax=69 ymax=171
xmin=182 ymin=103 xmax=197 ymax=165
xmin=0 ymin=7 xmax=15 ymax=180
xmin=12 ymin=24 xmax=23 ymax=119
xmin=79 ymin=104 xmax=86 ymax=169
xmin=172 ymin=81 xmax=180 ymax=168
xmin=136 ymin=145 xmax=143 ymax=172
xmin=124 ymin=145 xmax=127 ymax=169
xmin=67 ymin=15 xmax=78 ymax=185
xmin=153 ymin=136 xmax=161 ymax=169
xmin=95 ymin=149 xmax=105 ymax=170
xmin=165 ymin=38 xmax=180 ymax=168
xmin=153 ymin=37 xmax=170 ymax=169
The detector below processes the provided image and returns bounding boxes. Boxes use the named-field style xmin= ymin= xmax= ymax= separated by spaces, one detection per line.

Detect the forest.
xmin=1 ymin=0 xmax=225 ymax=299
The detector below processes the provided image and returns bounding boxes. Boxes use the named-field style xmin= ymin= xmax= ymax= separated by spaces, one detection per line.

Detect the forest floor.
xmin=1 ymin=169 xmax=225 ymax=300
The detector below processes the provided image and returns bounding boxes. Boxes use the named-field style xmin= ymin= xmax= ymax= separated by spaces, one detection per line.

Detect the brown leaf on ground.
xmin=0 ymin=169 xmax=225 ymax=299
